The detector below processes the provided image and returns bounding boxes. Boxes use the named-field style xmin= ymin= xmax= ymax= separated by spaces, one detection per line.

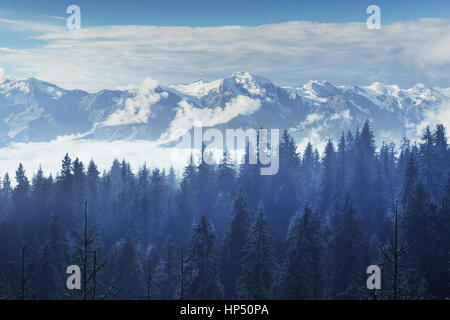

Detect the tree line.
xmin=0 ymin=120 xmax=449 ymax=299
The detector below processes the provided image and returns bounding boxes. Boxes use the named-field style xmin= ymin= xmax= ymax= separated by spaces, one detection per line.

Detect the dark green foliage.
xmin=237 ymin=204 xmax=276 ymax=299
xmin=186 ymin=215 xmax=222 ymax=299
xmin=0 ymin=121 xmax=449 ymax=299
xmin=282 ymin=207 xmax=324 ymax=299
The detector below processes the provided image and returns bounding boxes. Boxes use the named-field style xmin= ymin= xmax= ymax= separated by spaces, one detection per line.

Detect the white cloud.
xmin=1 ymin=19 xmax=450 ymax=91
xmin=0 ymin=17 xmax=63 ymax=34
xmin=295 ymin=109 xmax=354 ymax=154
xmin=159 ymin=95 xmax=261 ymax=142
xmin=100 ymin=77 xmax=167 ymax=127
xmin=304 ymin=113 xmax=323 ymax=125
xmin=330 ymin=109 xmax=352 ymax=121
xmin=0 ymin=137 xmax=191 ymax=184
xmin=408 ymin=100 xmax=450 ymax=140
xmin=0 ymin=68 xmax=7 ymax=83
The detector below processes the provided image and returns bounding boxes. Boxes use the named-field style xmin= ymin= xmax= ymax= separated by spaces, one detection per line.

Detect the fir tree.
xmin=237 ymin=204 xmax=276 ymax=299
xmin=186 ymin=214 xmax=222 ymax=299
xmin=220 ymin=189 xmax=251 ymax=299
xmin=282 ymin=207 xmax=324 ymax=299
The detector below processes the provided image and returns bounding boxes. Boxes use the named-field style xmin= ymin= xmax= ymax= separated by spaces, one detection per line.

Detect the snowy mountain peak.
xmin=27 ymin=78 xmax=67 ymax=99
xmin=222 ymin=71 xmax=274 ymax=97
xmin=171 ymin=78 xmax=223 ymax=98
xmin=172 ymin=71 xmax=275 ymax=98
xmin=363 ymin=82 xmax=401 ymax=96
xmin=1 ymin=72 xmax=449 ymax=149
xmin=0 ymin=77 xmax=67 ymax=100
xmin=294 ymin=80 xmax=339 ymax=101
xmin=229 ymin=71 xmax=272 ymax=86
xmin=408 ymin=83 xmax=439 ymax=98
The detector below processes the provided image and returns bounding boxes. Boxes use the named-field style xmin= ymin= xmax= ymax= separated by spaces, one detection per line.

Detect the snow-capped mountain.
xmin=0 ymin=71 xmax=448 ymax=148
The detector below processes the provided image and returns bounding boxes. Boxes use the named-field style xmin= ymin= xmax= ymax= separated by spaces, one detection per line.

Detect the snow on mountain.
xmin=172 ymin=72 xmax=275 ymax=98
xmin=171 ymin=79 xmax=223 ymax=98
xmin=0 ymin=71 xmax=448 ymax=149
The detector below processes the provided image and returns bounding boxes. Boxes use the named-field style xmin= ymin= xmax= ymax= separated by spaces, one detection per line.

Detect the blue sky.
xmin=1 ymin=0 xmax=450 ymax=27
xmin=0 ymin=0 xmax=450 ymax=89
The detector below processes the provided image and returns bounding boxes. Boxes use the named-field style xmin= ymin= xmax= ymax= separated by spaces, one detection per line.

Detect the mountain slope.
xmin=0 ymin=72 xmax=448 ymax=148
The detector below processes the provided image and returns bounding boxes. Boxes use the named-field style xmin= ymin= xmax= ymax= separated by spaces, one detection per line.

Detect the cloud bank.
xmin=160 ymin=95 xmax=261 ymax=142
xmin=0 ymin=68 xmax=7 ymax=83
xmin=0 ymin=137 xmax=190 ymax=184
xmin=0 ymin=19 xmax=450 ymax=91
xmin=101 ymin=78 xmax=167 ymax=127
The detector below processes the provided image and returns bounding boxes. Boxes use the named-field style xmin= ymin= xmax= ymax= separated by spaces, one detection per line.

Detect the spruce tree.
xmin=237 ymin=204 xmax=276 ymax=299
xmin=220 ymin=189 xmax=251 ymax=299
xmin=282 ymin=207 xmax=324 ymax=299
xmin=186 ymin=214 xmax=222 ymax=299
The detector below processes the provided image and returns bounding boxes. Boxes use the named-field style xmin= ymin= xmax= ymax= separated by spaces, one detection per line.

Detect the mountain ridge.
xmin=0 ymin=71 xmax=448 ymax=148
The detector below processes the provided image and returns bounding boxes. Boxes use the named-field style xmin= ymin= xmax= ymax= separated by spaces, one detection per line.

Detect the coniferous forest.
xmin=0 ymin=120 xmax=449 ymax=300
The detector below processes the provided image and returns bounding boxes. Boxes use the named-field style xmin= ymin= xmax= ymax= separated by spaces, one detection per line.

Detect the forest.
xmin=0 ymin=120 xmax=449 ymax=300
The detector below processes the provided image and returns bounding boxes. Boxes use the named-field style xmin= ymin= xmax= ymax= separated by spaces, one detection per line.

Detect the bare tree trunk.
xmin=16 ymin=245 xmax=32 ymax=300
xmin=83 ymin=201 xmax=88 ymax=300
xmin=394 ymin=200 xmax=398 ymax=300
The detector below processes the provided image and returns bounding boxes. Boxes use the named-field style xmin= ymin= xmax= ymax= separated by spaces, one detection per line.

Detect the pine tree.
xmin=111 ymin=235 xmax=145 ymax=299
xmin=329 ymin=195 xmax=365 ymax=299
xmin=402 ymin=150 xmax=418 ymax=205
xmin=174 ymin=155 xmax=198 ymax=242
xmin=197 ymin=143 xmax=215 ymax=216
xmin=152 ymin=237 xmax=180 ymax=299
xmin=433 ymin=175 xmax=450 ymax=297
xmin=282 ymin=207 xmax=324 ymax=299
xmin=403 ymin=182 xmax=436 ymax=274
xmin=213 ymin=149 xmax=236 ymax=237
xmin=220 ymin=189 xmax=251 ymax=299
xmin=237 ymin=204 xmax=276 ymax=299
xmin=269 ymin=130 xmax=300 ymax=255
xmin=320 ymin=139 xmax=336 ymax=215
xmin=301 ymin=142 xmax=320 ymax=207
xmin=1 ymin=173 xmax=12 ymax=216
xmin=351 ymin=120 xmax=376 ymax=224
xmin=13 ymin=163 xmax=30 ymax=217
xmin=149 ymin=168 xmax=167 ymax=233
xmin=334 ymin=133 xmax=348 ymax=206
xmin=186 ymin=214 xmax=222 ymax=299
xmin=87 ymin=159 xmax=100 ymax=204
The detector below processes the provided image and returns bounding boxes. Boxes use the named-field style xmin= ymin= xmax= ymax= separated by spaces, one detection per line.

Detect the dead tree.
xmin=70 ymin=201 xmax=101 ymax=300
xmin=381 ymin=200 xmax=427 ymax=299
xmin=10 ymin=245 xmax=33 ymax=300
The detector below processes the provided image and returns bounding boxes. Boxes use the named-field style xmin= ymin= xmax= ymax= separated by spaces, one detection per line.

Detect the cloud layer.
xmin=101 ymin=77 xmax=167 ymax=126
xmin=0 ymin=137 xmax=190 ymax=184
xmin=0 ymin=19 xmax=450 ymax=91
xmin=160 ymin=95 xmax=261 ymax=142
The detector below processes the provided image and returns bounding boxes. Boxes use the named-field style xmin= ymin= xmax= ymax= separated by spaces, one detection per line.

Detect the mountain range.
xmin=0 ymin=71 xmax=448 ymax=149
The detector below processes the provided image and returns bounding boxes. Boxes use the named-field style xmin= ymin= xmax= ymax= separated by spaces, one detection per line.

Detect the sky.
xmin=0 ymin=0 xmax=450 ymax=91
xmin=1 ymin=0 xmax=450 ymax=178
xmin=1 ymin=0 xmax=450 ymax=27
